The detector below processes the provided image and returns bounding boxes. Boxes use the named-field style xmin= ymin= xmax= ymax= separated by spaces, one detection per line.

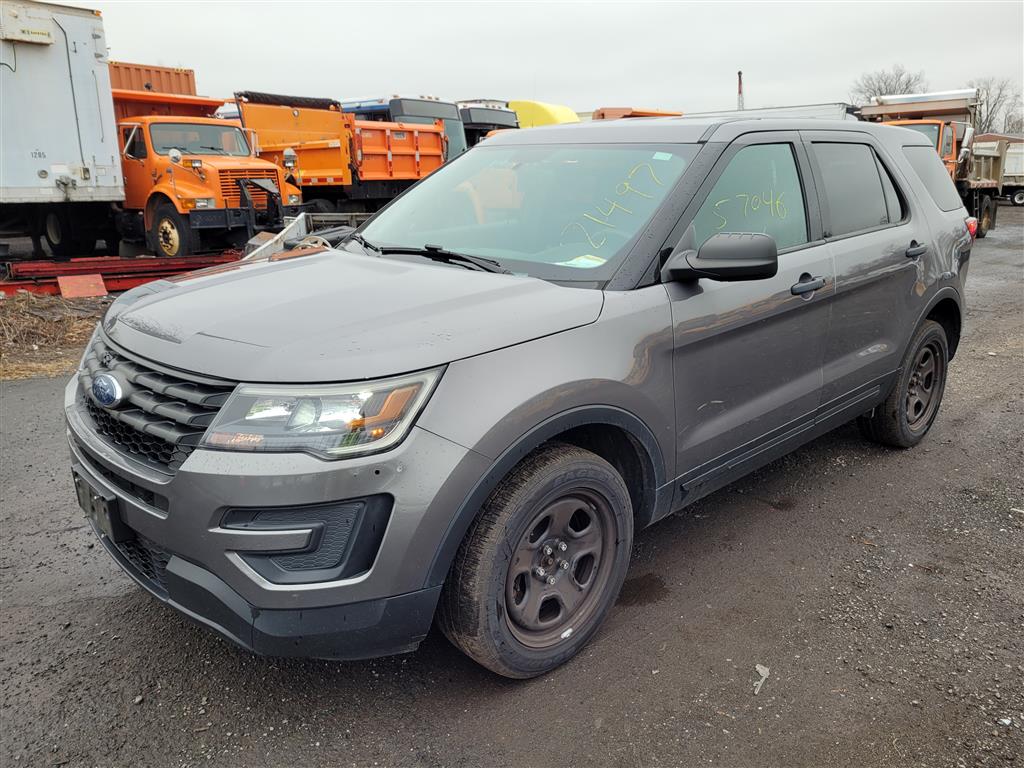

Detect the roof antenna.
xmin=737 ymin=70 xmax=744 ymax=110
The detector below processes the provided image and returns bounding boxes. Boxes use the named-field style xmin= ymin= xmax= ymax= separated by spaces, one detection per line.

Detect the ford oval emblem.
xmin=92 ymin=373 xmax=124 ymax=408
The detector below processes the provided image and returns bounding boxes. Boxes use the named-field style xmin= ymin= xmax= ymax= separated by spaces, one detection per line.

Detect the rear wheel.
xmin=858 ymin=319 xmax=948 ymax=448
xmin=976 ymin=196 xmax=993 ymax=238
xmin=43 ymin=209 xmax=93 ymax=260
xmin=150 ymin=203 xmax=193 ymax=257
xmin=1012 ymin=189 xmax=1024 ymax=207
xmin=439 ymin=443 xmax=633 ymax=678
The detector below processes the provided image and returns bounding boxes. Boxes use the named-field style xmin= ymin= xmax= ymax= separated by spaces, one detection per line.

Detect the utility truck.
xmin=457 ymin=100 xmax=519 ymax=146
xmin=234 ymin=92 xmax=445 ymax=213
xmin=110 ymin=63 xmax=304 ymax=257
xmin=861 ymin=90 xmax=1006 ymax=237
xmin=0 ymin=0 xmax=122 ymax=257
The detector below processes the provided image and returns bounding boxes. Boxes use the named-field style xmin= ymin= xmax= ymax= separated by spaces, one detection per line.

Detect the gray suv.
xmin=66 ymin=118 xmax=974 ymax=678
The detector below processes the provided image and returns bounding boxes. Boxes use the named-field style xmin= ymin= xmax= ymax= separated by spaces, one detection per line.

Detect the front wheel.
xmin=150 ymin=203 xmax=194 ymax=257
xmin=858 ymin=319 xmax=948 ymax=448
xmin=439 ymin=443 xmax=633 ymax=678
xmin=1011 ymin=189 xmax=1024 ymax=207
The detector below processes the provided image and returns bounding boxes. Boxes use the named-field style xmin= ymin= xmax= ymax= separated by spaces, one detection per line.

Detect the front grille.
xmin=115 ymin=535 xmax=172 ymax=594
xmin=79 ymin=336 xmax=235 ymax=473
xmin=218 ymin=169 xmax=278 ymax=209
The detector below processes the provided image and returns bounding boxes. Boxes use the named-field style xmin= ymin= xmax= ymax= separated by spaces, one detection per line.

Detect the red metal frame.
xmin=0 ymin=253 xmax=241 ymax=296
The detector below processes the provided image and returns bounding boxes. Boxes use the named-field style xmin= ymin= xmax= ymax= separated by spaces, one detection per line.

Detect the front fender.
xmin=417 ymin=286 xmax=677 ymax=587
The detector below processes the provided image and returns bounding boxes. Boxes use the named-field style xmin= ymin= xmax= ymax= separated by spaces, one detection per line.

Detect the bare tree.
xmin=969 ymin=78 xmax=1020 ymax=134
xmin=1004 ymin=95 xmax=1023 ymax=134
xmin=850 ymin=65 xmax=927 ymax=104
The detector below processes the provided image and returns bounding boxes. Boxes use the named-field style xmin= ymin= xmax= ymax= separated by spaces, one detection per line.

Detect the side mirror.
xmin=661 ymin=232 xmax=779 ymax=283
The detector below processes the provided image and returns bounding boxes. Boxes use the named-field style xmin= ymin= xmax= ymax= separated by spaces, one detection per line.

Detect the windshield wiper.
xmin=198 ymin=145 xmax=228 ymax=154
xmin=377 ymin=243 xmax=510 ymax=274
xmin=347 ymin=232 xmax=380 ymax=253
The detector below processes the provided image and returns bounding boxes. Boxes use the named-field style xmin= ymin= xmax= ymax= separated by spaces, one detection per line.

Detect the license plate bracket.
xmin=73 ymin=469 xmax=131 ymax=543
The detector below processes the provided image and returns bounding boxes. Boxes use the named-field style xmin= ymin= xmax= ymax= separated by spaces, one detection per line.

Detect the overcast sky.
xmin=72 ymin=0 xmax=1024 ymax=112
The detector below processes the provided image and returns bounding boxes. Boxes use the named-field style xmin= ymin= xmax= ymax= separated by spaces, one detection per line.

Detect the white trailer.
xmin=681 ymin=102 xmax=860 ymax=121
xmin=0 ymin=0 xmax=122 ymax=257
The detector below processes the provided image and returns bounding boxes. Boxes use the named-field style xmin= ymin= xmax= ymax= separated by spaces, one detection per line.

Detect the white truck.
xmin=1003 ymin=142 xmax=1024 ymax=206
xmin=0 ymin=0 xmax=122 ymax=258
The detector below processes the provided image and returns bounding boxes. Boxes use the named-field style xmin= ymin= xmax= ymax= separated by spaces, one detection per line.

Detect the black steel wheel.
xmin=1012 ymin=189 xmax=1024 ymax=207
xmin=859 ymin=319 xmax=949 ymax=448
xmin=439 ymin=443 xmax=633 ymax=678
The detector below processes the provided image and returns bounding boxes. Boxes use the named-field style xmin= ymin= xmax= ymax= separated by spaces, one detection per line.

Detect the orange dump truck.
xmin=234 ymin=91 xmax=445 ymax=213
xmin=109 ymin=62 xmax=304 ymax=256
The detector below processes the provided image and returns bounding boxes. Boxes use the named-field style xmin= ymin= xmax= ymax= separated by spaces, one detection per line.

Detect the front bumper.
xmin=65 ymin=378 xmax=489 ymax=658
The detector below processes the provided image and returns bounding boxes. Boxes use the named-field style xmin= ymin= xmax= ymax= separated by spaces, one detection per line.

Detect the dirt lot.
xmin=1 ymin=209 xmax=1021 ymax=768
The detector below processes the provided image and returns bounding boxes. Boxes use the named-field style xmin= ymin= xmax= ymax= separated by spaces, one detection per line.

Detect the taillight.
xmin=965 ymin=216 xmax=978 ymax=240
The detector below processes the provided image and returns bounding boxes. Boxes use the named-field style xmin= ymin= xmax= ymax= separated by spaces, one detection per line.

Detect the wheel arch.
xmin=920 ymin=289 xmax=963 ymax=360
xmin=424 ymin=406 xmax=671 ymax=588
xmin=144 ymin=191 xmax=176 ymax=230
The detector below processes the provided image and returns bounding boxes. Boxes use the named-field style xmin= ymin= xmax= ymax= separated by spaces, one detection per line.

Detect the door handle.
xmin=791 ymin=275 xmax=826 ymax=295
xmin=905 ymin=242 xmax=928 ymax=258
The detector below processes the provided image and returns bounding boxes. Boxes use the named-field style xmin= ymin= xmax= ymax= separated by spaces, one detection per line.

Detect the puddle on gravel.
xmin=617 ymin=573 xmax=671 ymax=606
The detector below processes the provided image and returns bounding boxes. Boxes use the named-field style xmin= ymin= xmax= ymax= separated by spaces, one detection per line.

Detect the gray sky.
xmin=76 ymin=0 xmax=1024 ymax=112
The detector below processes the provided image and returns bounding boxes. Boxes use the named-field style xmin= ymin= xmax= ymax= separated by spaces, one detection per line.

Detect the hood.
xmin=104 ymin=250 xmax=603 ymax=383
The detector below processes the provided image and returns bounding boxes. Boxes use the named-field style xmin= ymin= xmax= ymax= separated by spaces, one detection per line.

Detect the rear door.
xmin=802 ymin=130 xmax=929 ymax=428
xmin=665 ymin=132 xmax=835 ymax=500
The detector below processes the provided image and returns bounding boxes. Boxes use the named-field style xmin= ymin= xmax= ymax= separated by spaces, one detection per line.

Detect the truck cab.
xmin=885 ymin=119 xmax=972 ymax=180
xmin=115 ymin=114 xmax=302 ymax=256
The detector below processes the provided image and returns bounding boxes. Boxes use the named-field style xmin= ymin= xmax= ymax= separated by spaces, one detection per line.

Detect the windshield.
xmin=900 ymin=123 xmax=941 ymax=149
xmin=359 ymin=143 xmax=695 ymax=281
xmin=149 ymin=123 xmax=251 ymax=156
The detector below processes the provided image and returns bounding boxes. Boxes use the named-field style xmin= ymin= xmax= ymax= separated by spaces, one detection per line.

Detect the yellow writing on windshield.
xmin=561 ymin=162 xmax=666 ymax=249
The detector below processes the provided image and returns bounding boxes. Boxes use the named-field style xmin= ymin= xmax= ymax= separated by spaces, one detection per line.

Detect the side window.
xmin=690 ymin=143 xmax=808 ymax=251
xmin=122 ymin=127 xmax=146 ymax=159
xmin=812 ymin=143 xmax=888 ymax=236
xmin=940 ymin=124 xmax=954 ymax=157
xmin=903 ymin=145 xmax=963 ymax=212
xmin=875 ymin=155 xmax=906 ymax=224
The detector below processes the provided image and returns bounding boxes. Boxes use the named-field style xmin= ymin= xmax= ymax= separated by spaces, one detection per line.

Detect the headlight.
xmin=288 ymin=194 xmax=301 ymax=204
xmin=200 ymin=369 xmax=441 ymax=459
xmin=182 ymin=197 xmax=215 ymax=209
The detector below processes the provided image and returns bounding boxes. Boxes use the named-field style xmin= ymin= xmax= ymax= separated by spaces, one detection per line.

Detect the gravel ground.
xmin=2 ymin=208 xmax=1021 ymax=768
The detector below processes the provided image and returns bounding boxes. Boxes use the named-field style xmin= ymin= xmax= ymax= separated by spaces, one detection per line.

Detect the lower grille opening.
xmin=114 ymin=534 xmax=172 ymax=595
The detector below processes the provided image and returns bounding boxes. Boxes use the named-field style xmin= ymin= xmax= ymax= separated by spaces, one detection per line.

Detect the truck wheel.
xmin=438 ymin=443 xmax=633 ymax=678
xmin=1012 ymin=190 xmax=1024 ymax=207
xmin=976 ymin=196 xmax=993 ymax=238
xmin=150 ymin=203 xmax=193 ymax=257
xmin=858 ymin=319 xmax=948 ymax=449
xmin=43 ymin=209 xmax=90 ymax=260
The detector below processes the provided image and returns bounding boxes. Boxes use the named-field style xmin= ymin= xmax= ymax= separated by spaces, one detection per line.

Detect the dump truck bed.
xmin=235 ymin=93 xmax=445 ymax=187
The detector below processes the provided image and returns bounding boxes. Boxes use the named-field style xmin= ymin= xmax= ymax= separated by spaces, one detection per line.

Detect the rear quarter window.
xmin=902 ymin=145 xmax=963 ymax=212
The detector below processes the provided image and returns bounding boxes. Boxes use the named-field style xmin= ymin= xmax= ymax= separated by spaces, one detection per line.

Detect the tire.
xmin=976 ymin=196 xmax=993 ymax=239
xmin=438 ymin=443 xmax=634 ymax=678
xmin=858 ymin=319 xmax=949 ymax=449
xmin=43 ymin=209 xmax=80 ymax=260
xmin=1012 ymin=189 xmax=1024 ymax=207
xmin=150 ymin=202 xmax=194 ymax=257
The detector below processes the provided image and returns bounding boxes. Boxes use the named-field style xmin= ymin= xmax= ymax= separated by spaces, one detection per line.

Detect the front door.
xmin=665 ymin=134 xmax=834 ymax=500
xmin=119 ymin=124 xmax=151 ymax=211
